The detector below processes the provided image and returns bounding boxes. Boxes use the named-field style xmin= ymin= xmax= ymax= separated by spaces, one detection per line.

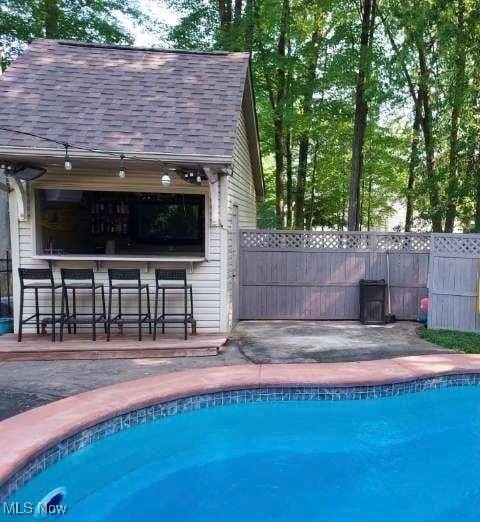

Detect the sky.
xmin=116 ymin=0 xmax=180 ymax=47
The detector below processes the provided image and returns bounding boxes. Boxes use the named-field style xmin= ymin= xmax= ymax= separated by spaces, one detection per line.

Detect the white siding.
xmin=225 ymin=110 xmax=257 ymax=326
xmin=13 ymin=168 xmax=222 ymax=334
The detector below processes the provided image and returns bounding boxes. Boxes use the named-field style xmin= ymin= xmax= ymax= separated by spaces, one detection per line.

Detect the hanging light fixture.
xmin=63 ymin=143 xmax=72 ymax=171
xmin=161 ymin=169 xmax=171 ymax=186
xmin=118 ymin=154 xmax=126 ymax=178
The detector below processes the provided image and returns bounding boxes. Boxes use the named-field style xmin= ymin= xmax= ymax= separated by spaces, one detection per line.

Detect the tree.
xmin=444 ymin=0 xmax=467 ymax=232
xmin=347 ymin=0 xmax=377 ymax=231
xmin=293 ymin=12 xmax=322 ymax=229
xmin=264 ymin=0 xmax=290 ymax=228
xmin=163 ymin=0 xmax=480 ymax=233
xmin=0 ymin=0 xmax=147 ymax=71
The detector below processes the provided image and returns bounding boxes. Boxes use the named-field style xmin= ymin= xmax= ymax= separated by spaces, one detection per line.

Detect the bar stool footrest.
xmin=63 ymin=313 xmax=107 ymax=325
xmin=110 ymin=313 xmax=151 ymax=324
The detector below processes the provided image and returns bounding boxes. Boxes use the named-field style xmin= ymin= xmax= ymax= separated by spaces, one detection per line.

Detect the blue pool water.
xmin=5 ymin=386 xmax=480 ymax=521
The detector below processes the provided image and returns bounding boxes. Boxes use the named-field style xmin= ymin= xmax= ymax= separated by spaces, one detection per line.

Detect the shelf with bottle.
xmin=89 ymin=195 xmax=130 ymax=237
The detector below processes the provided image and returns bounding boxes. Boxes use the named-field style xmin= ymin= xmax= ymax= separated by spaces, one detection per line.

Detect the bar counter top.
xmin=33 ymin=254 xmax=206 ymax=263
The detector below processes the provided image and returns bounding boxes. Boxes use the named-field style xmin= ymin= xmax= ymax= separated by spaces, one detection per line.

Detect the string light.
xmin=0 ymin=127 xmax=232 ymax=183
xmin=63 ymin=143 xmax=72 ymax=171
xmin=118 ymin=154 xmax=126 ymax=178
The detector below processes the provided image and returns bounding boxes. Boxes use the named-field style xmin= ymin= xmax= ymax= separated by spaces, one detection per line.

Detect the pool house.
xmin=0 ymin=39 xmax=263 ymax=351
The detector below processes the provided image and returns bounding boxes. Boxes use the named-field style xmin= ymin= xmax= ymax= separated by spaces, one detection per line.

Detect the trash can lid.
xmin=359 ymin=279 xmax=386 ymax=285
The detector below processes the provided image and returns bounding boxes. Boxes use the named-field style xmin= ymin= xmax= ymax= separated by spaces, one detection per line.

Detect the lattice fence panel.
xmin=374 ymin=234 xmax=430 ymax=252
xmin=432 ymin=234 xmax=480 ymax=257
xmin=240 ymin=230 xmax=430 ymax=253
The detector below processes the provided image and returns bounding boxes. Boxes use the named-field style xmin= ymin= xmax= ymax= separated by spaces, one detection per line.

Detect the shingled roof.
xmin=0 ymin=39 xmax=262 ymax=187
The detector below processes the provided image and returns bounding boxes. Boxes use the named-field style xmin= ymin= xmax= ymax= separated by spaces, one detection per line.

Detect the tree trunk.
xmin=382 ymin=12 xmax=422 ymax=232
xmin=347 ymin=0 xmax=377 ymax=231
xmin=44 ymin=0 xmax=60 ymax=38
xmin=444 ymin=0 xmax=467 ymax=232
xmin=244 ymin=0 xmax=255 ymax=51
xmin=383 ymin=11 xmax=442 ymax=231
xmin=234 ymin=0 xmax=243 ymax=23
xmin=405 ymin=109 xmax=421 ymax=231
xmin=294 ymin=138 xmax=309 ymax=229
xmin=293 ymin=27 xmax=321 ymax=229
xmin=366 ymin=175 xmax=372 ymax=230
xmin=307 ymin=143 xmax=319 ymax=229
xmin=417 ymin=43 xmax=442 ymax=232
xmin=473 ymin=155 xmax=480 ymax=232
xmin=225 ymin=0 xmax=233 ymax=27
xmin=268 ymin=0 xmax=290 ymax=228
xmin=273 ymin=118 xmax=285 ymax=228
xmin=285 ymin=130 xmax=293 ymax=228
xmin=471 ymin=61 xmax=480 ymax=231
xmin=218 ymin=0 xmax=232 ymax=47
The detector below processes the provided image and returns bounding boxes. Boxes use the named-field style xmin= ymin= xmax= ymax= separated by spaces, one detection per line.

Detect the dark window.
xmin=36 ymin=190 xmax=205 ymax=256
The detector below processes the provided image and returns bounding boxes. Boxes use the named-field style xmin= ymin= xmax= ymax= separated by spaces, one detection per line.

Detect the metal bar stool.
xmin=59 ymin=269 xmax=107 ymax=341
xmin=17 ymin=268 xmax=62 ymax=342
xmin=107 ymin=269 xmax=151 ymax=341
xmin=153 ymin=269 xmax=196 ymax=341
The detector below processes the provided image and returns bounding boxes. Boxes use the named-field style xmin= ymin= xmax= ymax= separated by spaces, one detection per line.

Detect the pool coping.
xmin=3 ymin=353 xmax=480 ymax=488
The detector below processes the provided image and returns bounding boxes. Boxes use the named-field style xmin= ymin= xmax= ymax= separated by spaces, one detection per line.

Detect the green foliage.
xmin=165 ymin=0 xmax=218 ymax=50
xmin=163 ymin=0 xmax=420 ymax=230
xmin=418 ymin=326 xmax=480 ymax=353
xmin=3 ymin=0 xmax=480 ymax=232
xmin=0 ymin=0 xmax=148 ymax=70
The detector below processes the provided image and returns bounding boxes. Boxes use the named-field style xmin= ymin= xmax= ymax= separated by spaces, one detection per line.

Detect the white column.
xmin=8 ymin=185 xmax=20 ymax=333
xmin=205 ymin=168 xmax=220 ymax=226
xmin=8 ymin=177 xmax=29 ymax=221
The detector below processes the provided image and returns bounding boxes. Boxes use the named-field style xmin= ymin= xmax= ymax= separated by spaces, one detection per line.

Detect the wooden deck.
xmin=0 ymin=332 xmax=227 ymax=361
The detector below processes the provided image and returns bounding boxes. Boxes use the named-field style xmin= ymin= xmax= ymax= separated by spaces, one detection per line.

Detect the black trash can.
xmin=359 ymin=279 xmax=386 ymax=325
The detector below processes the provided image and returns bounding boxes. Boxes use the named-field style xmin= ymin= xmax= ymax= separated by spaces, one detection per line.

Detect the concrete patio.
xmin=0 ymin=320 xmax=452 ymax=420
xmin=230 ymin=320 xmax=453 ymax=364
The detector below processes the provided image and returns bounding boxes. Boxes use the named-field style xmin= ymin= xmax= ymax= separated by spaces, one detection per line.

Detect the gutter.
xmin=247 ymin=58 xmax=265 ymax=197
xmin=0 ymin=146 xmax=233 ymax=166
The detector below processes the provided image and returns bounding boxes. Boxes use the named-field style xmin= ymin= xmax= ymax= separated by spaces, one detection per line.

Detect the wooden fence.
xmin=238 ymin=230 xmax=430 ymax=321
xmin=428 ymin=234 xmax=480 ymax=332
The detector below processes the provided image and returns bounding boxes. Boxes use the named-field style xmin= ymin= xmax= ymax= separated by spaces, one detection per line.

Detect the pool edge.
xmin=3 ymin=353 xmax=480 ymax=491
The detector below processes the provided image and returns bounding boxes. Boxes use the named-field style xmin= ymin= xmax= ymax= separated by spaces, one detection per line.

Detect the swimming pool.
xmin=3 ymin=378 xmax=480 ymax=521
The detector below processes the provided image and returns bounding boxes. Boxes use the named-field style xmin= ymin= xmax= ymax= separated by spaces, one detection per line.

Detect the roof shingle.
xmin=0 ymin=40 xmax=251 ymax=158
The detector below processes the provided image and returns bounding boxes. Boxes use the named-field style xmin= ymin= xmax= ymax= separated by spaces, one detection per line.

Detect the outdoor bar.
xmin=0 ymin=40 xmax=263 ymax=343
xmin=6 ymin=157 xmax=232 ymax=339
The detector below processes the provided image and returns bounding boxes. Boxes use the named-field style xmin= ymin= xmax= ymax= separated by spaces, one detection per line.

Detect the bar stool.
xmin=59 ymin=269 xmax=107 ymax=341
xmin=107 ymin=269 xmax=151 ymax=341
xmin=153 ymin=269 xmax=196 ymax=341
xmin=17 ymin=268 xmax=62 ymax=342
